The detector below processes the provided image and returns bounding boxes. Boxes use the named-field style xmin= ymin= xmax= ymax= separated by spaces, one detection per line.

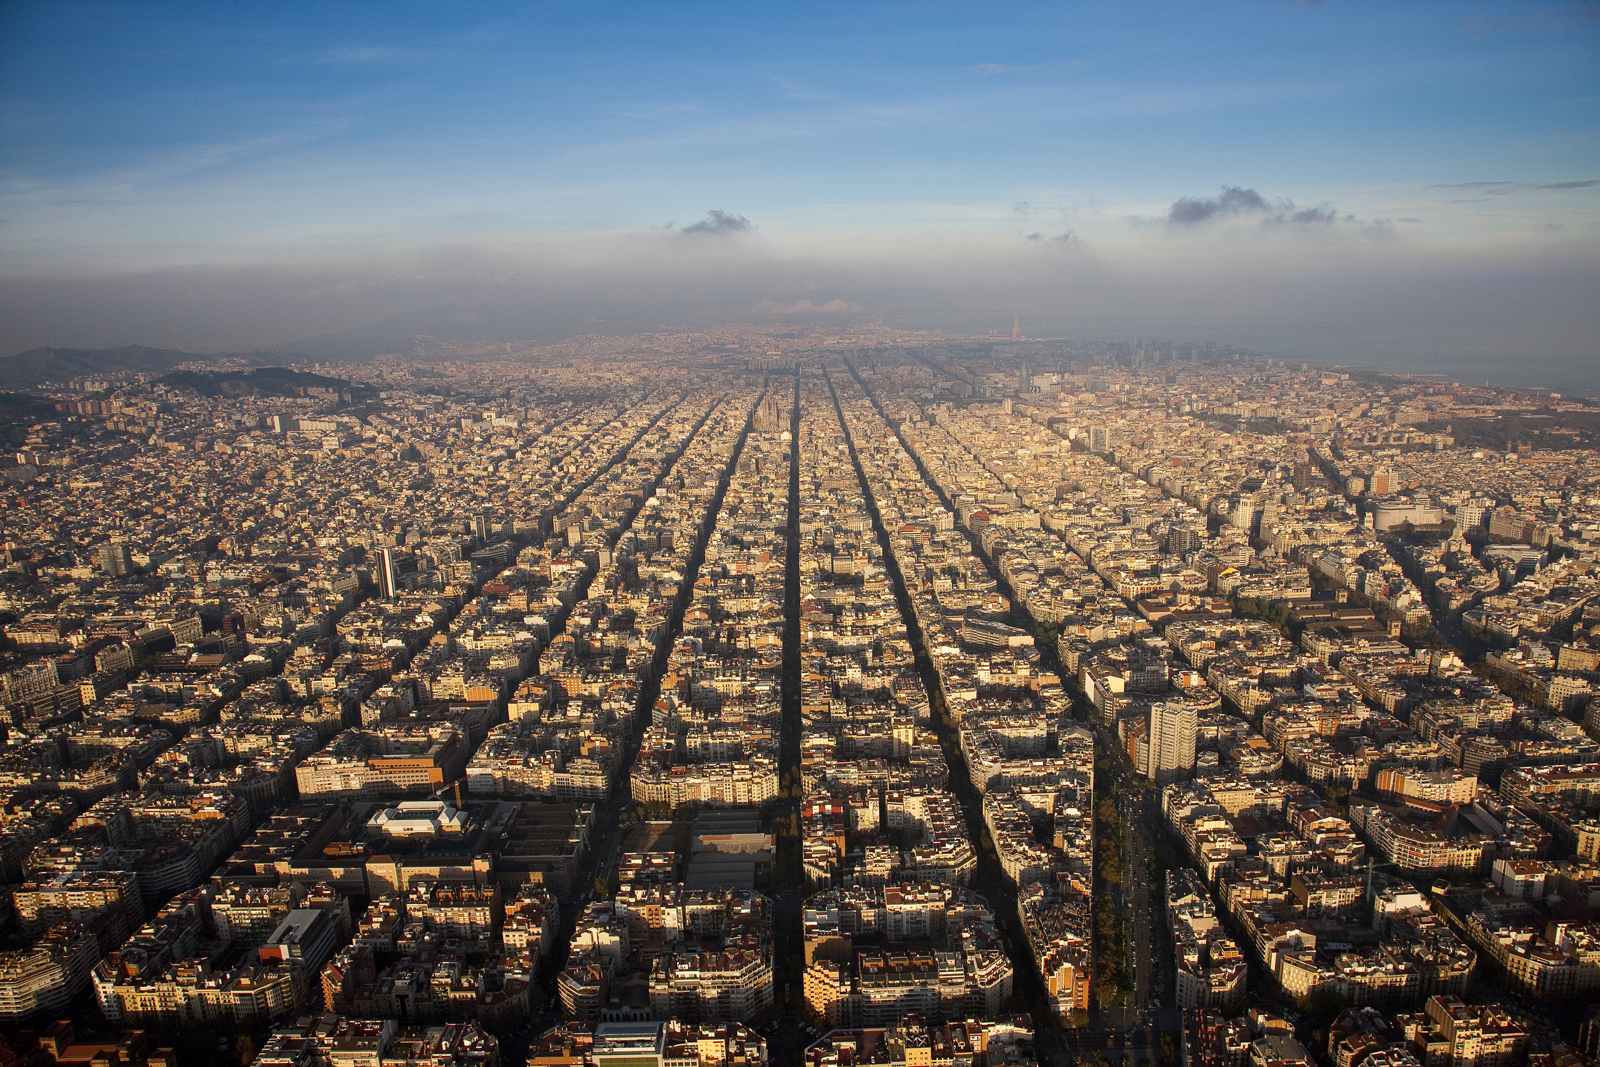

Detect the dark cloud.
xmin=680 ymin=210 xmax=752 ymax=235
xmin=1025 ymin=232 xmax=1043 ymax=241
xmin=1169 ymin=186 xmax=1270 ymax=224
xmin=1167 ymin=187 xmax=1342 ymax=227
xmin=1051 ymin=232 xmax=1077 ymax=245
xmin=1426 ymin=179 xmax=1598 ymax=194
xmin=1285 ymin=206 xmax=1341 ymax=224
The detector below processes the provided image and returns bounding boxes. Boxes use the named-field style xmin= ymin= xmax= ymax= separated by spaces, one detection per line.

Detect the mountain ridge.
xmin=0 ymin=344 xmax=300 ymax=390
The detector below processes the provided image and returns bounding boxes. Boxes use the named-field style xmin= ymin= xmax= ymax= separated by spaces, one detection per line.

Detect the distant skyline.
xmin=1 ymin=1 xmax=1597 ymax=392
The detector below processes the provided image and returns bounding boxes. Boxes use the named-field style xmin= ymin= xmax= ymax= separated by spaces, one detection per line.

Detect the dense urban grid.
xmin=1 ymin=324 xmax=1599 ymax=1067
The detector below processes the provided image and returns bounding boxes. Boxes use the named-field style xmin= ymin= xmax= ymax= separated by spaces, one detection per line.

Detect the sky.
xmin=1 ymin=1 xmax=1597 ymax=391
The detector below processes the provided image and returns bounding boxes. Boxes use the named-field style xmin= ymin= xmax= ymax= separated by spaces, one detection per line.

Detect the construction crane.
xmin=1364 ymin=855 xmax=1407 ymax=902
xmin=429 ymin=777 xmax=468 ymax=809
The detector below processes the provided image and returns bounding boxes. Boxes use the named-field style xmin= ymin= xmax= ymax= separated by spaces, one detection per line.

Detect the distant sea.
xmin=971 ymin=314 xmax=1600 ymax=403
xmin=1332 ymin=351 xmax=1600 ymax=401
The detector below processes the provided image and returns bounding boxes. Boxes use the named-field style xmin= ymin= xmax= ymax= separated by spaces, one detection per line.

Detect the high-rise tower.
xmin=378 ymin=547 xmax=398 ymax=600
xmin=1012 ymin=315 xmax=1021 ymax=341
xmin=1147 ymin=701 xmax=1197 ymax=785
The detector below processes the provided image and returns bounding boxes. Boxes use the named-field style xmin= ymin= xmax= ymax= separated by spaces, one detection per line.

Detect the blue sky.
xmin=1 ymin=1 xmax=1597 ymax=386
